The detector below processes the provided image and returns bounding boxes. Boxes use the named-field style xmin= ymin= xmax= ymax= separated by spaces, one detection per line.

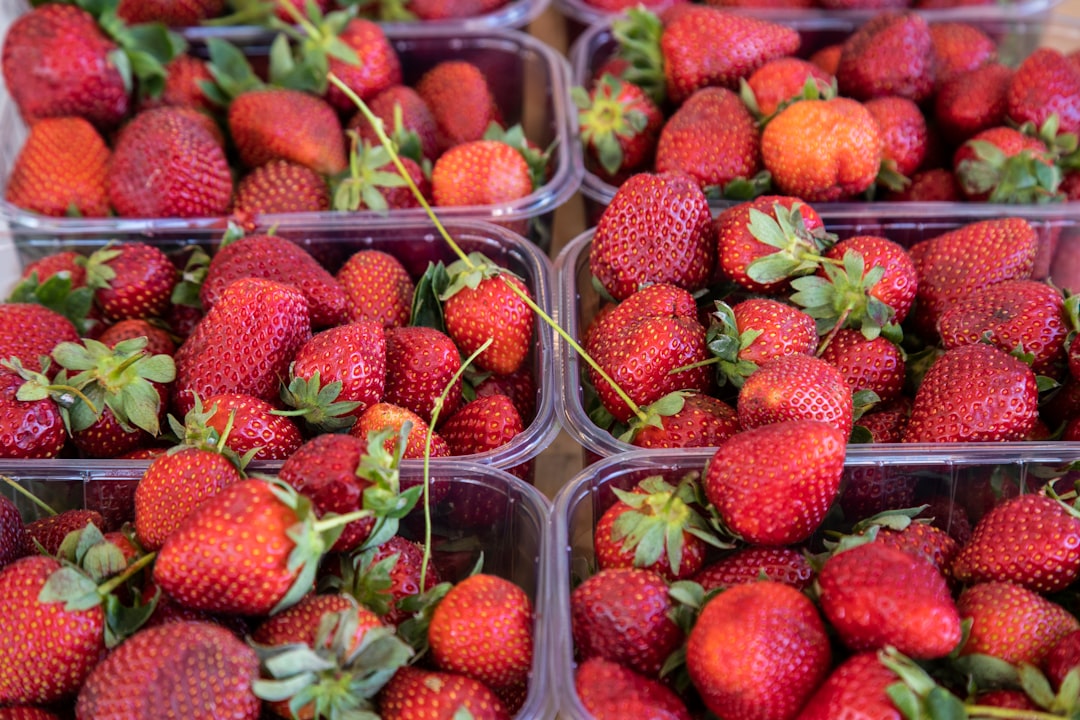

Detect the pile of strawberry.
xmin=2 ymin=0 xmax=551 ymax=225
xmin=0 ymin=229 xmax=540 ymax=477
xmin=580 ymin=0 xmax=1025 ymax=16
xmin=0 ymin=422 xmax=537 ymax=718
xmin=568 ymin=447 xmax=1080 ymax=718
xmin=111 ymin=0 xmax=515 ymax=25
xmin=575 ymin=6 xmax=1080 ymax=206
xmin=580 ymin=186 xmax=1080 ymax=448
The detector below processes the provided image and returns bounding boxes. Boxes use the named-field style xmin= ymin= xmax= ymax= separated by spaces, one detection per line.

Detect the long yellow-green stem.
xmin=326 ymin=72 xmax=648 ymax=424
xmin=97 ymin=551 xmax=157 ymax=596
xmin=1 ymin=474 xmax=58 ymax=516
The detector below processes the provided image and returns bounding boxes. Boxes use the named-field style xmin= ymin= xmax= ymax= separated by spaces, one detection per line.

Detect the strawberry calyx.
xmin=7 ymin=269 xmax=96 ymax=337
xmin=279 ymin=369 xmax=365 ymax=433
xmin=332 ymin=133 xmax=412 ymax=213
xmin=705 ymin=300 xmax=765 ymax=388
xmin=346 ymin=0 xmax=419 ymax=22
xmin=875 ymin=158 xmax=912 ymax=195
xmin=878 ymin=647 xmax=975 ymax=719
xmin=820 ymin=506 xmax=929 ymax=557
xmin=169 ymin=244 xmax=211 ymax=311
xmin=611 ymin=6 xmax=666 ymax=107
xmin=745 ymin=201 xmax=837 ymax=287
xmin=79 ymin=242 xmax=123 ymax=295
xmin=273 ymin=1 xmax=362 ymax=96
xmin=706 ymin=170 xmax=774 ymax=203
xmin=619 ymin=391 xmax=690 ymax=443
xmin=2 ymin=356 xmax=100 ymax=419
xmin=353 ymin=425 xmax=422 ymax=551
xmin=51 ymin=336 xmax=176 ymax=437
xmin=164 ymin=394 xmax=251 ymax=469
xmin=956 ymin=139 xmax=1063 ymax=204
xmin=950 ymin=653 xmax=1079 ymax=718
xmin=740 ymin=74 xmax=837 ymax=127
xmin=252 ymin=597 xmax=414 ymax=718
xmin=331 ymin=546 xmax=401 ymax=617
xmin=483 ymin=122 xmax=553 ymax=191
xmin=573 ymin=73 xmax=651 ymax=177
xmin=201 ymin=37 xmax=269 ymax=105
xmin=395 ymin=578 xmax=453 ymax=657
xmin=202 ymin=0 xmax=282 ymax=27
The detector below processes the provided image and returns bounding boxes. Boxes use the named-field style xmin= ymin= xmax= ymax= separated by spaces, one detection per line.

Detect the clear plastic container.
xmin=555 ymin=214 xmax=1080 ymax=460
xmin=548 ymin=444 xmax=1080 ymax=719
xmin=0 ymin=24 xmax=582 ymax=252
xmin=568 ymin=15 xmax=1075 ymax=226
xmin=0 ymin=457 xmax=555 ymax=719
xmin=7 ymin=217 xmax=560 ymax=479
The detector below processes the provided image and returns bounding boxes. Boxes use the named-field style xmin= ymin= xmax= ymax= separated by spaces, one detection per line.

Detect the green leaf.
xmin=39 ymin=566 xmax=100 ymax=611
xmin=410 ymin=262 xmax=450 ymax=331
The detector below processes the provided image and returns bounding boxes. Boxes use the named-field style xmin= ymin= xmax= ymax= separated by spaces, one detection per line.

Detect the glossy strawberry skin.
xmin=630 ymin=392 xmax=741 ymax=449
xmin=0 ymin=370 xmax=66 ymax=460
xmin=797 ymin=652 xmax=903 ymax=720
xmin=336 ymin=250 xmax=415 ymax=329
xmin=350 ymin=402 xmax=452 ymax=461
xmin=382 ymin=326 xmax=463 ymax=424
xmin=1006 ymin=47 xmax=1080 ymax=135
xmin=738 ymin=354 xmax=854 ymax=437
xmin=324 ymin=18 xmax=401 ymax=113
xmin=693 ymin=547 xmax=813 ymax=592
xmin=231 ymin=160 xmax=330 ymax=220
xmin=865 ymin=96 xmax=928 ymax=178
xmin=355 ymin=534 xmax=442 ymax=627
xmin=0 ymin=304 xmax=80 ymax=375
xmin=203 ymin=393 xmax=304 ymax=462
xmin=822 ymin=235 xmax=918 ymax=324
xmin=575 ymin=657 xmax=692 ymax=720
xmin=291 ymin=321 xmax=387 ymax=420
xmin=958 ymin=582 xmax=1080 ymax=665
xmin=820 ymin=329 xmax=906 ymax=405
xmin=92 ymin=242 xmax=178 ymax=323
xmin=593 ymin=494 xmax=707 ymax=582
xmin=837 ymin=12 xmax=935 ymax=103
xmin=25 ymin=509 xmax=105 ymax=557
xmin=440 ymin=394 xmax=524 ymax=459
xmin=228 ymin=88 xmax=346 ymax=175
xmin=443 ymin=275 xmax=533 ymax=376
xmin=5 ymin=117 xmax=111 ymax=218
xmin=378 ymin=666 xmax=510 ymax=720
xmin=431 ymin=140 xmax=532 ymax=207
xmin=349 ymin=85 xmax=440 ymax=162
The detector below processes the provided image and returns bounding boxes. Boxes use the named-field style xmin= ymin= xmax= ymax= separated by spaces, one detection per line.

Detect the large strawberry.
xmin=957 ymin=582 xmax=1079 ymax=665
xmin=686 ymin=581 xmax=831 ymax=720
xmin=5 ymin=117 xmax=111 ymax=218
xmin=738 ymin=354 xmax=854 ymax=437
xmin=589 ymin=171 xmax=714 ymax=302
xmin=1006 ymin=47 xmax=1080 ymax=135
xmin=704 ymin=419 xmax=846 ymax=546
xmin=836 ymin=12 xmax=936 ymax=103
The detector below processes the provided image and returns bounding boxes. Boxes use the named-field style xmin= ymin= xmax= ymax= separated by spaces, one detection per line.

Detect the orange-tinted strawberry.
xmin=692 ymin=547 xmax=813 ymax=591
xmin=442 ymin=264 xmax=533 ymax=376
xmin=574 ymin=73 xmax=664 ymax=181
xmin=431 ymin=140 xmax=532 ymax=207
xmin=762 ymin=97 xmax=883 ymax=201
xmin=378 ymin=666 xmax=509 ymax=720
xmin=865 ymin=95 xmax=928 ymax=180
xmin=902 ymin=343 xmax=1039 ymax=443
xmin=929 ymin=22 xmax=997 ymax=86
xmin=336 ymin=250 xmax=415 ymax=329
xmin=934 ymin=63 xmax=1013 ymax=145
xmin=705 ymin=419 xmax=846 ymax=546
xmin=837 ymin=12 xmax=935 ymax=103
xmin=575 ymin=657 xmax=692 ymax=720
xmin=203 ymin=392 xmax=303 ymax=461
xmin=349 ymin=84 xmax=440 ymax=162
xmin=744 ymin=57 xmax=834 ymax=119
xmin=953 ymin=126 xmax=1059 ymax=203
xmin=6 ymin=117 xmax=110 ymax=218
xmin=686 ymin=581 xmax=831 ymax=720
xmin=350 ymin=402 xmax=451 ymax=460
xmin=820 ymin=329 xmax=905 ymax=405
xmin=415 ymin=61 xmax=501 ymax=153
xmin=228 ymin=88 xmax=347 ymax=175
xmin=83 ymin=242 xmax=177 ymax=322
xmin=383 ymin=326 xmax=463 ymax=423
xmin=107 ymin=107 xmax=233 ymax=219
xmin=231 ymin=160 xmax=330 ymax=220
xmin=738 ymin=354 xmax=854 ymax=437
xmin=809 ymin=44 xmax=843 ymax=76
xmin=589 ymin=171 xmax=714 ymax=301
xmin=957 ymin=582 xmax=1079 ymax=665
xmin=1006 ymin=47 xmax=1080 ymax=135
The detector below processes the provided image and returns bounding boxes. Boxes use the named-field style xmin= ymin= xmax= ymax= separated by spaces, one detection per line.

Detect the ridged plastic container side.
xmin=8 ymin=218 xmax=560 ymax=476
xmin=555 ymin=215 xmax=1080 ymax=460
xmin=0 ymin=458 xmax=555 ymax=719
xmin=0 ymin=24 xmax=582 ymax=252
xmin=548 ymin=444 xmax=1080 ymax=719
xmin=569 ymin=15 xmax=1075 ymax=226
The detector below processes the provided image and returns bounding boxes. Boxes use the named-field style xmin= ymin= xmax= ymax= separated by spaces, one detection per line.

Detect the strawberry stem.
xmin=312 ymin=509 xmax=375 ymax=533
xmin=96 ymin=551 xmax=157 ymax=597
xmin=966 ymin=708 xmax=1070 ymax=719
xmin=326 ymin=72 xmax=649 ymax=424
xmin=816 ymin=306 xmax=854 ymax=357
xmin=0 ymin=475 xmax=58 ymax=516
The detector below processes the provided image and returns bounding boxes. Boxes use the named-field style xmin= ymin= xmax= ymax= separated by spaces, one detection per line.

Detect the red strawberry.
xmin=704 ymin=419 xmax=846 ymax=546
xmin=201 ymin=234 xmax=347 ymax=329
xmin=415 ymin=61 xmax=501 ymax=153
xmin=875 ymin=520 xmax=960 ymax=576
xmin=344 ymin=534 xmax=442 ymax=627
xmin=5 ymin=117 xmax=110 ymax=218
xmin=440 ymin=394 xmax=524 ymax=459
xmin=349 ymin=85 xmax=440 ymax=162
xmin=98 ymin=319 xmax=176 ymax=358
xmin=1006 ymin=47 xmax=1080 ymax=135
xmin=173 ymin=277 xmax=312 ymax=416
xmin=744 ymin=57 xmax=834 ymax=119
xmin=574 ymin=73 xmax=664 ymax=181
xmin=0 ymin=366 xmax=67 ymax=459
xmin=738 ymin=354 xmax=854 ymax=437
xmin=74 ymin=621 xmax=259 ymax=719
xmin=818 ymin=234 xmax=919 ymax=326
xmin=837 ymin=12 xmax=935 ymax=103
xmin=106 ymin=107 xmax=233 ymax=219
xmin=117 ymin=0 xmax=226 ymax=24
xmin=82 ymin=242 xmax=177 ymax=322
xmin=0 ymin=707 xmax=61 ymax=719
xmin=937 ymin=279 xmax=1068 ymax=377
xmin=228 ymin=88 xmax=347 ymax=175
xmin=350 ymin=402 xmax=451 ymax=460
xmin=908 ymin=217 xmax=1038 ymax=340
xmin=957 ymin=582 xmax=1079 ymax=665
xmin=902 ymin=344 xmax=1039 ymax=443
xmin=321 ymin=18 xmax=402 ymax=114
xmin=692 ymin=547 xmax=813 ymax=591
xmin=929 ymin=22 xmax=997 ymax=86
xmin=885 ymin=168 xmax=963 ymax=202
xmin=442 ymin=264 xmax=533 ymax=375
xmin=865 ymin=95 xmax=928 ymax=180
xmin=383 ymin=326 xmax=463 ymax=423
xmin=707 ymin=297 xmax=817 ymax=390
xmin=1045 ymin=629 xmax=1080 ymax=690
xmin=337 ymin=250 xmax=415 ymax=329
xmin=574 ymin=657 xmax=692 ymax=720
xmin=20 ymin=251 xmax=87 ymax=287
xmin=953 ymin=126 xmax=1059 ymax=203
xmin=231 ymin=160 xmax=330 ymax=220
xmin=934 ymin=63 xmax=1013 ymax=145
xmin=655 ymin=86 xmax=762 ymax=193
xmin=378 ymin=666 xmax=509 ymax=720
xmin=0 ymin=304 xmax=80 ymax=377
xmin=571 ymin=567 xmax=682 ymax=678
xmin=820 ymin=330 xmax=906 ymax=405
xmin=851 ymin=402 xmax=911 ymax=443
xmin=1 ymin=4 xmax=129 ymax=129
xmin=25 ymin=509 xmax=104 ymax=557
xmin=473 ymin=366 xmax=537 ymax=424
xmin=818 ymin=541 xmax=961 ymax=659
xmin=138 ymin=52 xmax=219 ymax=113
xmin=429 ymin=574 xmax=532 ymax=701
xmin=332 ymin=140 xmax=431 ymax=213
xmin=628 ymin=391 xmax=741 ymax=449
xmin=589 ymin=171 xmax=714 ymax=302
xmin=952 ymin=493 xmax=1080 ymax=593
xmin=686 ymin=581 xmax=831 ymax=720
xmin=797 ymin=652 xmax=903 ymax=720
xmin=0 ymin=493 xmax=29 ymax=569
xmin=809 ymin=44 xmax=843 ymax=75
xmin=202 ymin=393 xmax=303 ymax=461
xmin=916 ymin=494 xmax=973 ymax=546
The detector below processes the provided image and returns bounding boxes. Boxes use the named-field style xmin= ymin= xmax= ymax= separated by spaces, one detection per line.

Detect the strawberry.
xmin=819 ymin=330 xmax=905 ymax=405
xmin=902 ymin=344 xmax=1039 ymax=443
xmin=809 ymin=44 xmax=843 ymax=75
xmin=816 ymin=234 xmax=919 ymax=326
xmin=0 ymin=493 xmax=29 ymax=569
xmin=117 ymin=0 xmax=226 ymax=24
xmin=575 ymin=657 xmax=692 ymax=720
xmin=153 ymin=477 xmax=357 ymax=616
xmin=441 ymin=261 xmax=533 ymax=375
xmin=231 ymin=160 xmax=330 ymax=220
xmin=0 ymin=304 xmax=80 ymax=375
xmin=383 ymin=326 xmax=463 ymax=423
xmin=138 ymin=52 xmax=219 ymax=113
xmin=317 ymin=17 xmax=402 ymax=114
xmin=1006 ymin=47 xmax=1080 ymax=135
xmin=74 ymin=621 xmax=260 ymax=718
xmin=1045 ymin=630 xmax=1080 ymax=690
xmin=686 ymin=581 xmax=831 ymax=720
xmin=98 ymin=319 xmax=176 ymax=358
xmin=957 ymin=582 xmax=1079 ymax=665
xmin=0 ymin=366 xmax=68 ymax=459
xmin=714 ymin=196 xmax=832 ymax=296
xmin=106 ymin=107 xmax=234 ymax=219
xmin=282 ymin=321 xmax=387 ymax=432
xmin=571 ymin=567 xmax=682 ymax=678
xmin=228 ymin=88 xmax=347 ymax=175
xmin=953 ymin=126 xmax=1060 ymax=203
xmin=704 ymin=419 xmax=846 ymax=546
xmin=350 ymin=402 xmax=451 ymax=460
xmin=590 ymin=172 xmax=714 ymax=302
xmin=908 ymin=217 xmax=1038 ymax=340
xmin=82 ymin=242 xmax=177 ymax=322
xmin=738 ymin=354 xmax=854 ymax=437
xmin=337 ymin=250 xmax=415 ymax=329
xmin=875 ymin=520 xmax=960 ymax=576
xmin=818 ymin=541 xmax=961 ymax=659
xmin=203 ymin=393 xmax=303 ymax=461
xmin=0 ymin=707 xmax=60 ymax=719
xmin=952 ymin=493 xmax=1080 ymax=594
xmin=429 ymin=574 xmax=532 ymax=703
xmin=627 ymin=391 xmax=741 ymax=449
xmin=865 ymin=95 xmax=928 ymax=180
xmin=173 ymin=277 xmax=312 ymax=416
xmin=934 ymin=63 xmax=1013 ymax=144
xmin=332 ymin=139 xmax=430 ymax=213
xmin=377 ymin=666 xmax=509 ymax=720
xmin=20 ymin=251 xmax=87 ymax=288
xmin=655 ymin=86 xmax=762 ymax=194
xmin=201 ymin=234 xmax=347 ymax=330
xmin=837 ymin=12 xmax=935 ymax=103
xmin=573 ymin=73 xmax=664 ymax=181
xmin=915 ymin=494 xmax=973 ymax=545
xmin=5 ymin=117 xmax=110 ymax=218
xmin=929 ymin=22 xmax=997 ymax=86
xmin=761 ymin=97 xmax=883 ymax=202
xmin=797 ymin=652 xmax=903 ymax=720
xmin=342 ymin=534 xmax=442 ymax=626
xmin=852 ymin=401 xmax=911 ymax=443
xmin=439 ymin=394 xmax=524 ymax=458
xmin=885 ymin=168 xmax=963 ymax=202
xmin=25 ymin=509 xmax=105 ymax=557
xmin=743 ymin=57 xmax=834 ymax=119
xmin=473 ymin=366 xmax=537 ymax=423
xmin=938 ymin=279 xmax=1067 ymax=377
xmin=692 ymin=546 xmax=813 ymax=591
xmin=415 ymin=61 xmax=501 ymax=153
xmin=430 ymin=139 xmax=532 ymax=207
xmin=349 ymin=85 xmax=440 ymax=162
xmin=0 ymin=555 xmax=105 ymax=705
xmin=1 ymin=4 xmax=129 ymax=129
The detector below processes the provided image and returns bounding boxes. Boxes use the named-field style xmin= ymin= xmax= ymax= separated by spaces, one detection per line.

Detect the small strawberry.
xmin=5 ymin=117 xmax=111 ymax=218
xmin=575 ymin=657 xmax=692 ymax=720
xmin=953 ymin=126 xmax=1060 ymax=203
xmin=377 ymin=666 xmax=510 ymax=719
xmin=231 ymin=160 xmax=330 ymax=220
xmin=573 ymin=73 xmax=664 ymax=181
xmin=692 ymin=547 xmax=813 ymax=591
xmin=704 ymin=419 xmax=846 ymax=546
xmin=117 ymin=0 xmax=226 ymax=25
xmin=626 ymin=391 xmax=741 ymax=449
xmin=874 ymin=520 xmax=960 ymax=576
xmin=203 ymin=393 xmax=303 ymax=461
xmin=819 ymin=329 xmax=906 ymax=405
xmin=350 ymin=402 xmax=451 ymax=460
xmin=138 ymin=52 xmax=220 ymax=113
xmin=473 ymin=366 xmax=537 ymax=424
xmin=885 ymin=168 xmax=963 ymax=202
xmin=331 ymin=138 xmax=429 ymax=213
xmin=957 ymin=582 xmax=1079 ymax=665
xmin=25 ymin=509 xmax=105 ymax=557
xmin=19 ymin=251 xmax=87 ymax=288
xmin=934 ymin=63 xmax=1013 ymax=144
xmin=810 ymin=234 xmax=919 ymax=329
xmin=82 ymin=242 xmax=178 ymax=322
xmin=837 ymin=12 xmax=936 ymax=103
xmin=851 ymin=401 xmax=911 ymax=443
xmin=337 ymin=250 xmax=415 ymax=329
xmin=865 ymin=95 xmax=928 ymax=181
xmin=0 ymin=304 xmax=79 ymax=375
xmin=738 ymin=354 xmax=854 ymax=437
xmin=295 ymin=14 xmax=401 ymax=114
xmin=415 ymin=61 xmax=501 ymax=153
xmin=439 ymin=394 xmax=524 ymax=459
xmin=743 ymin=57 xmax=835 ymax=119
